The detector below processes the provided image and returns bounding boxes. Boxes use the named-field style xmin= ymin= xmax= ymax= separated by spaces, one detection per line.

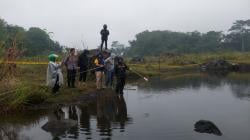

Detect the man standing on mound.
xmin=100 ymin=24 xmax=109 ymax=51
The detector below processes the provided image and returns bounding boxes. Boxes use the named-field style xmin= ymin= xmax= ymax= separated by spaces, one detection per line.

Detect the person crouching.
xmin=46 ymin=54 xmax=63 ymax=93
xmin=114 ymin=58 xmax=129 ymax=95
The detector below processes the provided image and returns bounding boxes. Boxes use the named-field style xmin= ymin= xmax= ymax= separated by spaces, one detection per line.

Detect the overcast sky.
xmin=0 ymin=0 xmax=249 ymax=49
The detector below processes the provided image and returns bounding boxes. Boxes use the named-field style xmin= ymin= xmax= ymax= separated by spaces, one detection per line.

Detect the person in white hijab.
xmin=46 ymin=54 xmax=63 ymax=93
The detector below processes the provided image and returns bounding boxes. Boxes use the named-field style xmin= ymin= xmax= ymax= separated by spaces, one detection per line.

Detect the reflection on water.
xmin=1 ymin=72 xmax=250 ymax=140
xmin=140 ymin=72 xmax=250 ymax=101
xmin=0 ymin=125 xmax=27 ymax=140
xmin=43 ymin=94 xmax=131 ymax=140
xmin=231 ymin=83 xmax=250 ymax=101
xmin=0 ymin=94 xmax=131 ymax=140
xmin=0 ymin=110 xmax=48 ymax=140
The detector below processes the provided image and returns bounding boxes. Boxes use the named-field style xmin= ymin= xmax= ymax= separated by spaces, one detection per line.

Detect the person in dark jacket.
xmin=100 ymin=24 xmax=110 ymax=51
xmin=78 ymin=49 xmax=89 ymax=86
xmin=114 ymin=57 xmax=129 ymax=95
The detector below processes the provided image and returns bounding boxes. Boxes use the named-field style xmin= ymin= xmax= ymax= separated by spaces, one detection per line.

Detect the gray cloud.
xmin=0 ymin=0 xmax=249 ymax=49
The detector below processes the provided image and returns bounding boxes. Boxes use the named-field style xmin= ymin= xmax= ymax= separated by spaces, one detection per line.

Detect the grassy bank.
xmin=1 ymin=52 xmax=250 ymax=114
xmin=0 ymin=64 xmax=98 ymax=114
xmin=127 ymin=52 xmax=250 ymax=76
xmin=141 ymin=52 xmax=250 ymax=64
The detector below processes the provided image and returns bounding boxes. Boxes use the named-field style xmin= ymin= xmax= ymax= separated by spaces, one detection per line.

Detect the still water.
xmin=1 ymin=72 xmax=250 ymax=140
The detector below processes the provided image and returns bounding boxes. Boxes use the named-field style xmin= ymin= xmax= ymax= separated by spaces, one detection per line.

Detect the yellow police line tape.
xmin=0 ymin=61 xmax=48 ymax=65
xmin=0 ymin=61 xmax=145 ymax=66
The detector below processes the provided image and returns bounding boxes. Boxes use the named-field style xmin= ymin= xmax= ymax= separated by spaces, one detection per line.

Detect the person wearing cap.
xmin=64 ymin=48 xmax=78 ymax=88
xmin=104 ymin=52 xmax=115 ymax=88
xmin=100 ymin=24 xmax=110 ymax=51
xmin=114 ymin=57 xmax=129 ymax=95
xmin=94 ymin=53 xmax=105 ymax=90
xmin=46 ymin=54 xmax=63 ymax=93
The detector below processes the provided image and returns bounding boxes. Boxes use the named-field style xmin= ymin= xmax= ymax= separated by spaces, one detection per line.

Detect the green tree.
xmin=0 ymin=19 xmax=7 ymax=58
xmin=0 ymin=19 xmax=7 ymax=43
xmin=225 ymin=20 xmax=250 ymax=51
xmin=111 ymin=41 xmax=126 ymax=55
xmin=126 ymin=30 xmax=223 ymax=56
xmin=197 ymin=31 xmax=223 ymax=52
xmin=0 ymin=18 xmax=63 ymax=56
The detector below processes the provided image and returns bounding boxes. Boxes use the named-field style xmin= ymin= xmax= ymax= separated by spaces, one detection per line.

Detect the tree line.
xmin=125 ymin=19 xmax=250 ymax=56
xmin=1 ymin=17 xmax=249 ymax=57
xmin=0 ymin=18 xmax=63 ymax=57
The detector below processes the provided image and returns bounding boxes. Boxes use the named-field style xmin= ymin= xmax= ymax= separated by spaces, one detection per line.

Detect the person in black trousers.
xmin=78 ymin=49 xmax=89 ymax=86
xmin=114 ymin=58 xmax=129 ymax=95
xmin=64 ymin=48 xmax=78 ymax=88
xmin=100 ymin=24 xmax=109 ymax=51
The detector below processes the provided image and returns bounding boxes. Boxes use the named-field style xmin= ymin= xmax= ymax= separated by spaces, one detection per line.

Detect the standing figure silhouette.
xmin=100 ymin=24 xmax=109 ymax=51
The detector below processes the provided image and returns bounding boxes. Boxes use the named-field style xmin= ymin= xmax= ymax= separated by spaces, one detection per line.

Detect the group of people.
xmin=46 ymin=24 xmax=128 ymax=95
xmin=46 ymin=48 xmax=129 ymax=95
xmin=94 ymin=51 xmax=129 ymax=95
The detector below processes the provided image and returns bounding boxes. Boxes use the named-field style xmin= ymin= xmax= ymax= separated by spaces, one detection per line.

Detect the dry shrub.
xmin=0 ymin=38 xmax=22 ymax=90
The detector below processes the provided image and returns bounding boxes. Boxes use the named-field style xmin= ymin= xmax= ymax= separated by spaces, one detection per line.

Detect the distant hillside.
xmin=126 ymin=19 xmax=250 ymax=56
xmin=0 ymin=18 xmax=63 ymax=56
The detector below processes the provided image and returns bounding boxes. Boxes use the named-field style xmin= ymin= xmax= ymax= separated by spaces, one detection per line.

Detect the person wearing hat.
xmin=94 ymin=53 xmax=105 ymax=90
xmin=46 ymin=54 xmax=63 ymax=93
xmin=100 ymin=24 xmax=110 ymax=51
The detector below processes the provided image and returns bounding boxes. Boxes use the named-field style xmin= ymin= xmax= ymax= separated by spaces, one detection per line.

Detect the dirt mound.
xmin=200 ymin=59 xmax=239 ymax=71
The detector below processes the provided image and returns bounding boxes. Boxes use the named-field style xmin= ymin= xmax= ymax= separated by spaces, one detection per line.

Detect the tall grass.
xmin=126 ymin=52 xmax=250 ymax=76
xmin=10 ymin=85 xmax=50 ymax=107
